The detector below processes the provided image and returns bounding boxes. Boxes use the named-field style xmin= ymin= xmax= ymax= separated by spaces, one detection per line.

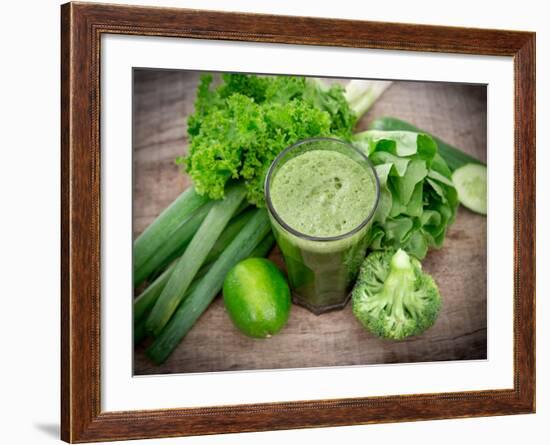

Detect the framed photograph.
xmin=61 ymin=2 xmax=535 ymax=442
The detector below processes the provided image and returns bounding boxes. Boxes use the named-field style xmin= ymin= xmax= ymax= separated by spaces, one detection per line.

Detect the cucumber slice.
xmin=451 ymin=163 xmax=487 ymax=215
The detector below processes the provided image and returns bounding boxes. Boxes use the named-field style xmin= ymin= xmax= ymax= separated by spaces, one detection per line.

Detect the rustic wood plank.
xmin=133 ymin=69 xmax=487 ymax=375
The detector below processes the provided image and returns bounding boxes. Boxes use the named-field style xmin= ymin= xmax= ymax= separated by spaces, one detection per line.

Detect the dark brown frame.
xmin=61 ymin=2 xmax=536 ymax=442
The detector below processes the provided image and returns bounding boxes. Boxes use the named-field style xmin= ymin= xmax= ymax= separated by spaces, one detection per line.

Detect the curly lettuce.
xmin=180 ymin=73 xmax=357 ymax=206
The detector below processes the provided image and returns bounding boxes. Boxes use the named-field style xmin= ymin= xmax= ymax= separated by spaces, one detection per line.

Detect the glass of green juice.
xmin=265 ymin=138 xmax=379 ymax=314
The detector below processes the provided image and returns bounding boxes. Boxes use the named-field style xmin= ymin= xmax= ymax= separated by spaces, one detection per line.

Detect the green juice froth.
xmin=270 ymin=150 xmax=376 ymax=238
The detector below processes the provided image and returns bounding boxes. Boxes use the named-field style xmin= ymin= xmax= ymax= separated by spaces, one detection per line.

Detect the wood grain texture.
xmin=61 ymin=2 xmax=535 ymax=442
xmin=132 ymin=70 xmax=487 ymax=375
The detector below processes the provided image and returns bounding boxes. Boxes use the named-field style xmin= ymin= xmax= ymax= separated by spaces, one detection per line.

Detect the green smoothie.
xmin=265 ymin=139 xmax=379 ymax=314
xmin=270 ymin=150 xmax=377 ymax=238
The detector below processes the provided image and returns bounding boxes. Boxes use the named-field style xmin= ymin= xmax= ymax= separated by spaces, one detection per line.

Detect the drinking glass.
xmin=265 ymin=138 xmax=379 ymax=314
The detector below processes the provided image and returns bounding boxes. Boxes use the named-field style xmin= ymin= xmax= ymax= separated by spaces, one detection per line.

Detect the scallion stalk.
xmin=134 ymin=262 xmax=176 ymax=324
xmin=134 ymin=201 xmax=214 ymax=287
xmin=146 ymin=209 xmax=271 ymax=364
xmin=145 ymin=182 xmax=246 ymax=336
xmin=134 ymin=208 xmax=256 ymax=324
xmin=134 ymin=232 xmax=275 ymax=345
xmin=148 ymin=200 xmax=252 ymax=280
xmin=134 ymin=186 xmax=210 ymax=276
xmin=134 ymin=319 xmax=147 ymax=345
xmin=202 ymin=208 xmax=255 ymax=265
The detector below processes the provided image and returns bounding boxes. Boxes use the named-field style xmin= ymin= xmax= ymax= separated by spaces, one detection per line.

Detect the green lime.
xmin=223 ymin=258 xmax=291 ymax=338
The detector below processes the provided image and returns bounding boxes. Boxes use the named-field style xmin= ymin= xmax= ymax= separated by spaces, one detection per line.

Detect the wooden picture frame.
xmin=61 ymin=2 xmax=535 ymax=442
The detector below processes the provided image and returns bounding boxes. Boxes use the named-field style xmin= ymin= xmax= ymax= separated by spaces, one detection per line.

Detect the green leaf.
xmin=354 ymin=128 xmax=458 ymax=259
xmin=403 ymin=230 xmax=429 ymax=259
xmin=393 ymin=159 xmax=428 ymax=205
xmin=368 ymin=116 xmax=485 ymax=171
xmin=302 ymin=79 xmax=357 ymax=137
xmin=405 ymin=183 xmax=424 ymax=218
xmin=389 ymin=193 xmax=407 ymax=218
xmin=384 ymin=217 xmax=413 ymax=245
xmin=219 ymin=73 xmax=271 ymax=102
xmin=430 ymin=152 xmax=453 ymax=178
xmin=375 ymin=163 xmax=392 ymax=186
xmin=370 ymin=151 xmax=410 ymax=177
xmin=416 ymin=133 xmax=438 ymax=163
xmin=428 ymin=169 xmax=454 ymax=187
xmin=421 ymin=210 xmax=442 ymax=227
xmin=354 ymin=130 xmax=420 ymax=157
xmin=426 ymin=178 xmax=447 ymax=202
xmin=374 ymin=163 xmax=393 ymax=223
xmin=367 ymin=225 xmax=385 ymax=250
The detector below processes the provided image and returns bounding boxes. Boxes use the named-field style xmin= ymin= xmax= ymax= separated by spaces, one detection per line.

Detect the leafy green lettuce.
xmin=180 ymin=74 xmax=357 ymax=206
xmin=353 ymin=130 xmax=458 ymax=259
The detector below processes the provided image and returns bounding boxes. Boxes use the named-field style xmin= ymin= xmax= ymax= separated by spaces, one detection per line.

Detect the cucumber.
xmin=451 ymin=163 xmax=487 ymax=215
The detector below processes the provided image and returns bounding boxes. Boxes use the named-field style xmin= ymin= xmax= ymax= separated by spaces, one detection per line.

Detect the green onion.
xmin=145 ymin=183 xmax=246 ymax=336
xmin=248 ymin=232 xmax=275 ymax=259
xmin=135 ymin=265 xmax=209 ymax=343
xmin=134 ymin=186 xmax=210 ymax=277
xmin=145 ymin=200 xmax=252 ymax=283
xmin=368 ymin=116 xmax=485 ymax=171
xmin=134 ymin=201 xmax=214 ymax=287
xmin=146 ymin=209 xmax=271 ymax=364
xmin=134 ymin=232 xmax=274 ymax=344
xmin=134 ymin=232 xmax=274 ymax=345
xmin=203 ymin=208 xmax=255 ymax=265
xmin=134 ymin=261 xmax=176 ymax=325
xmin=133 ymin=208 xmax=256 ymax=324
xmin=134 ymin=319 xmax=147 ymax=345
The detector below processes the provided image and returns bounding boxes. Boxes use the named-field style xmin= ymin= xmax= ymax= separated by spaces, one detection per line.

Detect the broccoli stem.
xmin=391 ymin=248 xmax=411 ymax=269
xmin=384 ymin=249 xmax=415 ymax=322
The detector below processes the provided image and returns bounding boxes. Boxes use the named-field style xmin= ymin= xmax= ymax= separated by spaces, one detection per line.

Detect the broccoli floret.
xmin=351 ymin=249 xmax=441 ymax=340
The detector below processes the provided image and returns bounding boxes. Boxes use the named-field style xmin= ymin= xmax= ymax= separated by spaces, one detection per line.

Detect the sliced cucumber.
xmin=451 ymin=163 xmax=487 ymax=215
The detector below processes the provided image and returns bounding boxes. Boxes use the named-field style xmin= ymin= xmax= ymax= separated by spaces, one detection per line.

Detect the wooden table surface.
xmin=133 ymin=69 xmax=487 ymax=375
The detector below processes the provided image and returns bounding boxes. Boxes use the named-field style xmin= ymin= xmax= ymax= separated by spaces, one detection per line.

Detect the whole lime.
xmin=223 ymin=258 xmax=291 ymax=338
